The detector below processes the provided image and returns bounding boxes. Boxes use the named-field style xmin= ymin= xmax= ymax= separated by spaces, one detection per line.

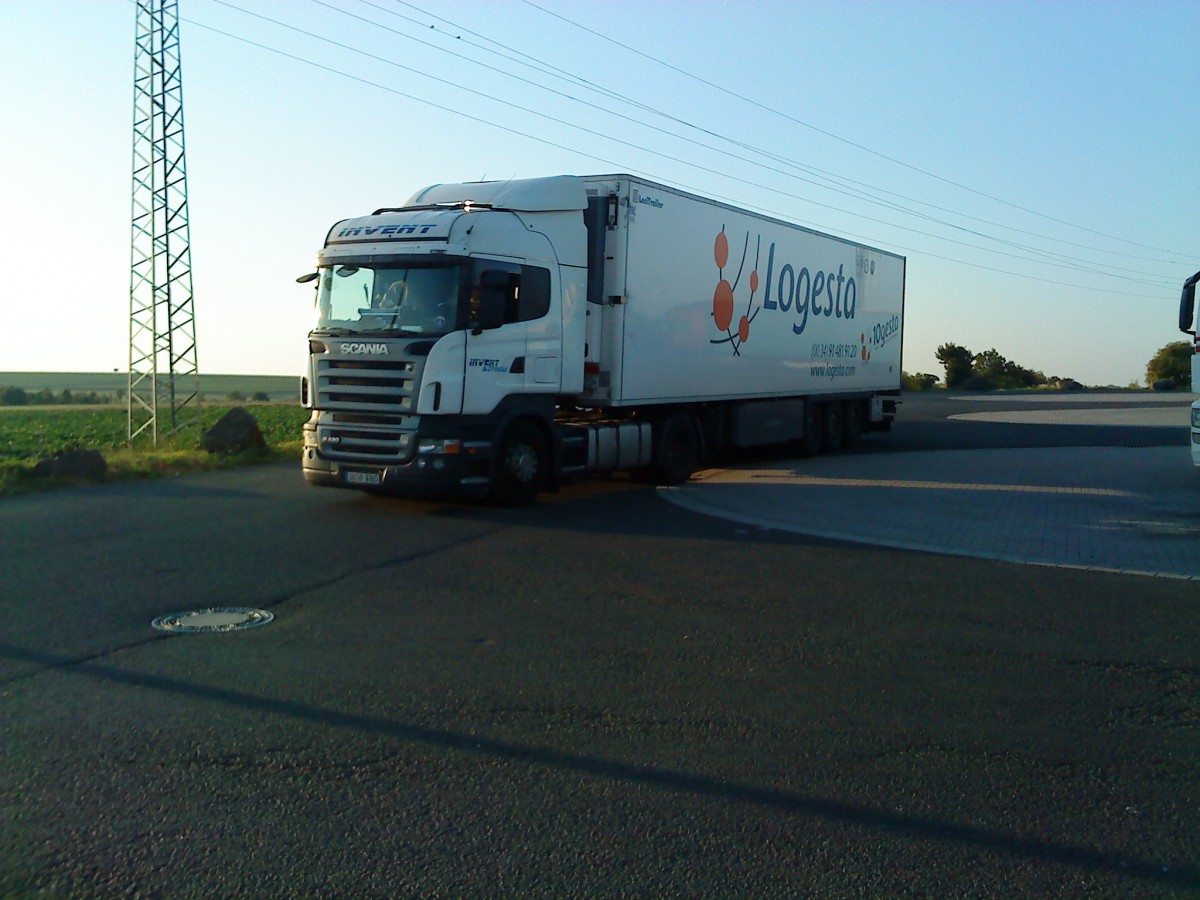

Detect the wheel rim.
xmin=506 ymin=442 xmax=538 ymax=483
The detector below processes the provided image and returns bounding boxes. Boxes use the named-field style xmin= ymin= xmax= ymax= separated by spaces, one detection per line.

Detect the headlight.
xmin=417 ymin=438 xmax=461 ymax=455
xmin=1191 ymin=405 xmax=1200 ymax=429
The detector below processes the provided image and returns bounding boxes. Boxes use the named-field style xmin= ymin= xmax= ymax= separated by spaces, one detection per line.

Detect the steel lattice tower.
xmin=129 ymin=0 xmax=199 ymax=444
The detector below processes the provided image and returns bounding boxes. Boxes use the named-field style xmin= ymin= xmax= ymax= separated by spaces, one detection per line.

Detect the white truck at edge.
xmin=1178 ymin=270 xmax=1200 ymax=466
xmin=299 ymin=174 xmax=906 ymax=502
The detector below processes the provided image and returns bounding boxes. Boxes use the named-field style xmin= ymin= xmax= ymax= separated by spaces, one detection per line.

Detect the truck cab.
xmin=298 ymin=176 xmax=589 ymax=501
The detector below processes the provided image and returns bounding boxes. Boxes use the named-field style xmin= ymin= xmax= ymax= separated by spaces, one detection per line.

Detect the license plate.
xmin=344 ymin=470 xmax=381 ymax=486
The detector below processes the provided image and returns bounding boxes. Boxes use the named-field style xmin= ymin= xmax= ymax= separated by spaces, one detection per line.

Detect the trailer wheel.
xmin=843 ymin=401 xmax=864 ymax=449
xmin=491 ymin=421 xmax=547 ymax=506
xmin=653 ymin=413 xmax=700 ymax=485
xmin=823 ymin=402 xmax=845 ymax=452
xmin=798 ymin=402 xmax=823 ymax=458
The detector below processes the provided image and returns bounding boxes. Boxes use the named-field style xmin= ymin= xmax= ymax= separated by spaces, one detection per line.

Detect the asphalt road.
xmin=2 ymin=393 xmax=1198 ymax=896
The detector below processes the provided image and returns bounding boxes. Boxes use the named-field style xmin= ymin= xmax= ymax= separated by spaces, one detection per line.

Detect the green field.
xmin=0 ymin=403 xmax=309 ymax=495
xmin=0 ymin=371 xmax=299 ymax=402
xmin=0 ymin=405 xmax=307 ymax=460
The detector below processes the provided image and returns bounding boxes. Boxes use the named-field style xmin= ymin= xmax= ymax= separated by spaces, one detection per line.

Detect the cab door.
xmin=519 ymin=265 xmax=559 ymax=393
xmin=462 ymin=262 xmax=529 ymax=415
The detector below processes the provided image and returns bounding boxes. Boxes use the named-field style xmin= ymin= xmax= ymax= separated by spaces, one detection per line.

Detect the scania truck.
xmin=1178 ymin=269 xmax=1200 ymax=467
xmin=298 ymin=175 xmax=906 ymax=503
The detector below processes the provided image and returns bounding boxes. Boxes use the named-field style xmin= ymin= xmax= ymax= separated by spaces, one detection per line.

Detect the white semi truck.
xmin=1178 ymin=270 xmax=1200 ymax=467
xmin=298 ymin=175 xmax=906 ymax=502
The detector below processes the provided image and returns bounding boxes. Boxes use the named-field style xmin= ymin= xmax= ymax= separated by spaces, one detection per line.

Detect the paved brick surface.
xmin=663 ymin=446 xmax=1200 ymax=580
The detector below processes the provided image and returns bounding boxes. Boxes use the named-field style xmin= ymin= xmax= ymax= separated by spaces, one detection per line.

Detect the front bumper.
xmin=1191 ymin=401 xmax=1200 ymax=468
xmin=302 ymin=416 xmax=495 ymax=497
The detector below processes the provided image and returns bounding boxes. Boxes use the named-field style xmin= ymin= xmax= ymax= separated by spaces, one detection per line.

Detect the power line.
xmin=387 ymin=0 xmax=1181 ymax=270
xmin=519 ymin=0 xmax=1188 ymax=259
xmin=356 ymin=0 xmax=1177 ymax=282
xmin=180 ymin=8 xmax=1176 ymax=299
xmin=202 ymin=0 xmax=1173 ymax=289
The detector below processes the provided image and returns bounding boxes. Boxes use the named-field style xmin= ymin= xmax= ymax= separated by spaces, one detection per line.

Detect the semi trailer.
xmin=298 ymin=174 xmax=906 ymax=502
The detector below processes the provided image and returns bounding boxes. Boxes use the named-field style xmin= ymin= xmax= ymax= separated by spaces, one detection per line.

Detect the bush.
xmin=935 ymin=343 xmax=973 ymax=388
xmin=1145 ymin=341 xmax=1191 ymax=389
xmin=1 ymin=387 xmax=29 ymax=406
xmin=902 ymin=372 xmax=939 ymax=391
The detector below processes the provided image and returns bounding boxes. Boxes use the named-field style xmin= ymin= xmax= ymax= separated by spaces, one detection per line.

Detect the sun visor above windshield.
xmin=326 ymin=209 xmax=458 ymax=245
xmin=404 ymin=175 xmax=587 ymax=212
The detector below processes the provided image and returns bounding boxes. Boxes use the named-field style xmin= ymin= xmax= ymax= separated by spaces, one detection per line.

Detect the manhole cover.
xmin=151 ymin=607 xmax=274 ymax=634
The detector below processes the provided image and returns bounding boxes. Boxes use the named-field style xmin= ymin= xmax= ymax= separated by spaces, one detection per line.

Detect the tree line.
xmin=1 ymin=387 xmax=277 ymax=406
xmin=0 ymin=387 xmax=120 ymax=407
xmin=901 ymin=340 xmax=1191 ymax=391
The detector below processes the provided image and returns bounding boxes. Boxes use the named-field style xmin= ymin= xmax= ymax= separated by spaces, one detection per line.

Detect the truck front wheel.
xmin=491 ymin=422 xmax=547 ymax=506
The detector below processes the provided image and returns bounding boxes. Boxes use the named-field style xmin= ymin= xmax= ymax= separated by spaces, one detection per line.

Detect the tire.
xmin=843 ymin=401 xmax=864 ymax=450
xmin=652 ymin=412 xmax=700 ymax=485
xmin=823 ymin=402 xmax=845 ymax=452
xmin=798 ymin=402 xmax=823 ymax=458
xmin=491 ymin=421 xmax=547 ymax=506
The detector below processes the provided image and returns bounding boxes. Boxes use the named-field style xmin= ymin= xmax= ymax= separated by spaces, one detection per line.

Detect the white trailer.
xmin=298 ymin=175 xmax=906 ymax=502
xmin=1178 ymin=270 xmax=1200 ymax=466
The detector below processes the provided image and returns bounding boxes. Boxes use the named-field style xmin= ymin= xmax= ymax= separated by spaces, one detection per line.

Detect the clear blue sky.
xmin=1 ymin=0 xmax=1196 ymax=386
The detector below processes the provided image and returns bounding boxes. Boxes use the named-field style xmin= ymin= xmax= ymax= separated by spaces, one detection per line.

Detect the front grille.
xmin=319 ymin=423 xmax=413 ymax=462
xmin=316 ymin=357 xmax=422 ymax=414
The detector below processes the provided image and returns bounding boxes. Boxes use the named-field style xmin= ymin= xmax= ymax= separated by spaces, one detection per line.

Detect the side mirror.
xmin=296 ymin=272 xmax=319 ymax=284
xmin=1180 ymin=270 xmax=1200 ymax=335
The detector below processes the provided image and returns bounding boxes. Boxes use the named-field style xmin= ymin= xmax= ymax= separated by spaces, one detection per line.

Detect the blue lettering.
xmin=762 ymin=243 xmax=777 ymax=310
xmin=745 ymin=241 xmax=856 ymax=337
xmin=792 ymin=267 xmax=811 ymax=335
xmin=812 ymin=271 xmax=826 ymax=315
xmin=777 ymin=264 xmax=794 ymax=312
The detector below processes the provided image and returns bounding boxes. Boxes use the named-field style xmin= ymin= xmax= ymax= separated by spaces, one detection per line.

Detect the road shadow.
xmin=2 ymin=641 xmax=1196 ymax=890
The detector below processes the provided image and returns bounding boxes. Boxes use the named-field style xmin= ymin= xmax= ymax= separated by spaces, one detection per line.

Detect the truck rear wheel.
xmin=653 ymin=412 xmax=700 ymax=485
xmin=843 ymin=401 xmax=864 ymax=449
xmin=823 ymin=402 xmax=845 ymax=452
xmin=798 ymin=402 xmax=823 ymax=458
xmin=491 ymin=422 xmax=547 ymax=506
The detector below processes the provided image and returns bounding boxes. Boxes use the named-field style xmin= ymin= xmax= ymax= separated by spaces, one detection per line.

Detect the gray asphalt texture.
xmin=2 ymin=391 xmax=1198 ymax=896
xmin=666 ymin=443 xmax=1199 ymax=579
xmin=669 ymin=391 xmax=1199 ymax=574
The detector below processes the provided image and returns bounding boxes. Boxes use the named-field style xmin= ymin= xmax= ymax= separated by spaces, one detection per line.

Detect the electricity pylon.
xmin=129 ymin=0 xmax=200 ymax=444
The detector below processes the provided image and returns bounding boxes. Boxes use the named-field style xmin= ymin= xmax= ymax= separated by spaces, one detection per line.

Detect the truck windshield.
xmin=313 ymin=264 xmax=462 ymax=336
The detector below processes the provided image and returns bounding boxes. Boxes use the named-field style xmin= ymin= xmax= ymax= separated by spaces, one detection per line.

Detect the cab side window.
xmin=517 ymin=266 xmax=550 ymax=322
xmin=474 ymin=263 xmax=551 ymax=325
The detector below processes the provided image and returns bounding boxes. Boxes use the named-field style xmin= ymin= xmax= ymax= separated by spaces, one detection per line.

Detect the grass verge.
xmin=0 ymin=406 xmax=307 ymax=497
xmin=0 ymin=442 xmax=304 ymax=497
